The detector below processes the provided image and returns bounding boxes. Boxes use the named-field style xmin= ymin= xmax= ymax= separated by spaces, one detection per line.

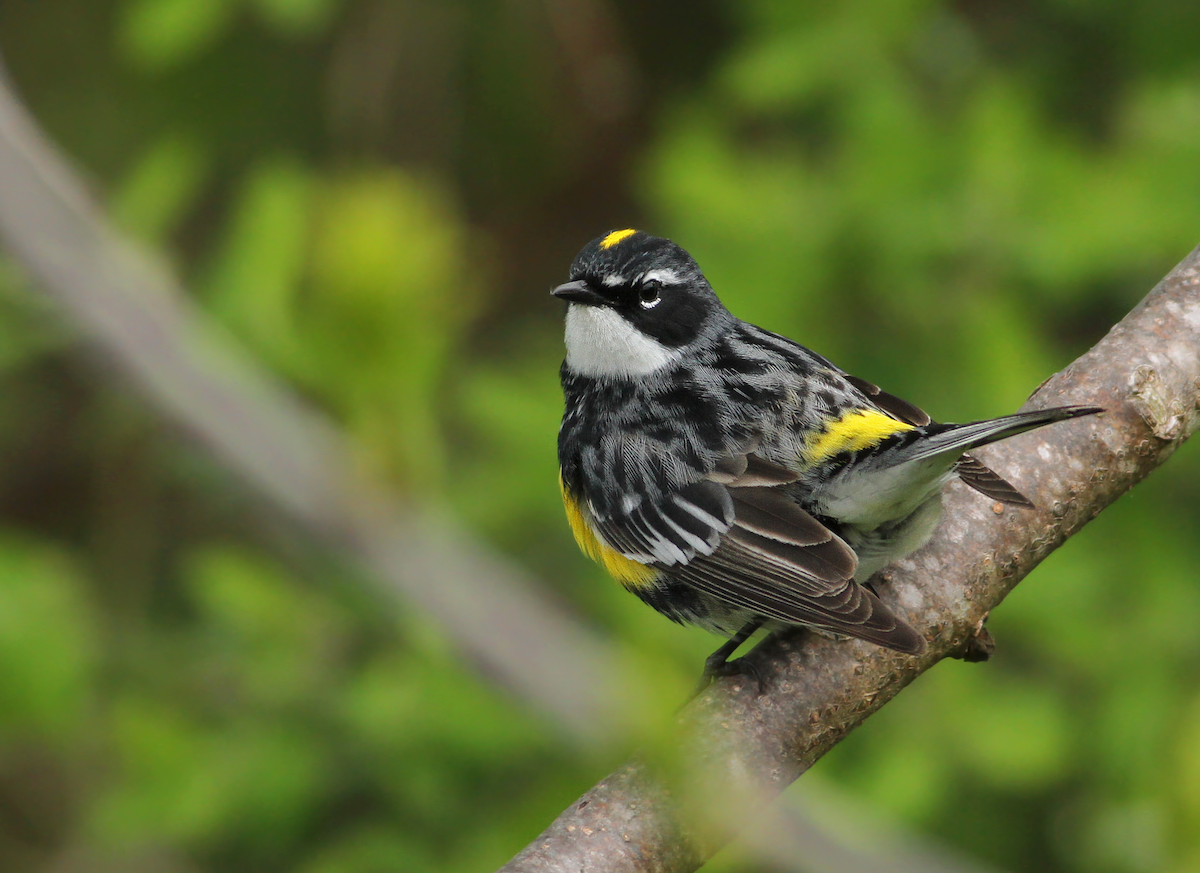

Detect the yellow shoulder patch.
xmin=559 ymin=473 xmax=658 ymax=590
xmin=802 ymin=409 xmax=915 ymax=466
xmin=600 ymin=228 xmax=637 ymax=250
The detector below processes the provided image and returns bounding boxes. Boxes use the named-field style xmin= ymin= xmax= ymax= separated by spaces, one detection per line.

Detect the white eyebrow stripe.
xmin=641 ymin=268 xmax=682 ymax=285
xmin=602 ymin=273 xmax=626 ymax=287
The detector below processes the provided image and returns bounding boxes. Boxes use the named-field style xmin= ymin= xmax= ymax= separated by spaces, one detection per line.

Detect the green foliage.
xmin=117 ymin=0 xmax=237 ymax=71
xmin=0 ymin=534 xmax=95 ymax=741
xmin=0 ymin=1 xmax=1198 ymax=871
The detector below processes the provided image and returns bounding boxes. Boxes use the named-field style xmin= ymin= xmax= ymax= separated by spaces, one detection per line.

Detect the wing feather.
xmin=591 ymin=479 xmax=732 ymax=567
xmin=684 ymin=468 xmax=924 ymax=652
xmin=679 ymin=532 xmax=924 ymax=652
xmin=844 ymin=374 xmax=932 ymax=426
xmin=586 ymin=447 xmax=925 ymax=654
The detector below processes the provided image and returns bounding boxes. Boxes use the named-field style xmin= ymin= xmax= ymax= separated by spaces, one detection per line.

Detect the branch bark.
xmin=500 ymin=243 xmax=1200 ymax=871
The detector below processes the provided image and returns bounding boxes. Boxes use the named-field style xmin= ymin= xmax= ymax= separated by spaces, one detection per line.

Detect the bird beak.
xmin=552 ymin=280 xmax=608 ymax=306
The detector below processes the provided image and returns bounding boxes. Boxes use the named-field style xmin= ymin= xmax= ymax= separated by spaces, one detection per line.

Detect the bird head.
xmin=553 ymin=230 xmax=730 ymax=378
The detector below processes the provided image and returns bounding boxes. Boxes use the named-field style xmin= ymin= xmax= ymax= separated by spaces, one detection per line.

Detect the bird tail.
xmin=907 ymin=405 xmax=1102 ymax=463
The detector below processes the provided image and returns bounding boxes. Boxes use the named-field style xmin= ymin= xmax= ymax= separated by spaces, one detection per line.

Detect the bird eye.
xmin=638 ymin=280 xmax=662 ymax=309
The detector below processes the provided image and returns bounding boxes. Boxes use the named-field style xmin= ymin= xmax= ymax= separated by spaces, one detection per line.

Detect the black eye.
xmin=638 ymin=279 xmax=662 ymax=309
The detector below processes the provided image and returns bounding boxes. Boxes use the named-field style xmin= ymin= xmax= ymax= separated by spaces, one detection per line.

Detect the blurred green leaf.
xmin=305 ymin=169 xmax=479 ymax=490
xmin=94 ymin=698 xmax=328 ymax=848
xmin=111 ymin=134 xmax=210 ymax=244
xmin=183 ymin=544 xmax=353 ymax=706
xmin=297 ymin=824 xmax=436 ymax=873
xmin=204 ymin=156 xmax=313 ymax=373
xmin=117 ymin=0 xmax=236 ymax=71
xmin=250 ymin=0 xmax=338 ymax=37
xmin=0 ymin=262 xmax=72 ymax=372
xmin=0 ymin=534 xmax=95 ymax=741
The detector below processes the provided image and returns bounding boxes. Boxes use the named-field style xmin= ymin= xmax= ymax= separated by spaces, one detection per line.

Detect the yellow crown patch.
xmin=600 ymin=228 xmax=638 ymax=250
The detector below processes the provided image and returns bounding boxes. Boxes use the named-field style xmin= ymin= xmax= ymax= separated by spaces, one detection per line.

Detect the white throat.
xmin=564 ymin=304 xmax=681 ymax=378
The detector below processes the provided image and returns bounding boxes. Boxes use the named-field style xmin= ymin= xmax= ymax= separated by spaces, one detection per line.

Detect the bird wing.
xmin=588 ymin=477 xmax=734 ymax=567
xmin=584 ymin=436 xmax=803 ymax=568
xmin=676 ymin=481 xmax=926 ymax=653
xmin=844 ymin=374 xmax=931 ymax=426
xmin=590 ymin=448 xmax=926 ymax=654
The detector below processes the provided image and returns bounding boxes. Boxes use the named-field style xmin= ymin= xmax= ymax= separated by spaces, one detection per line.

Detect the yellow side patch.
xmin=600 ymin=228 xmax=637 ymax=250
xmin=802 ymin=409 xmax=915 ymax=466
xmin=560 ymin=473 xmax=658 ymax=590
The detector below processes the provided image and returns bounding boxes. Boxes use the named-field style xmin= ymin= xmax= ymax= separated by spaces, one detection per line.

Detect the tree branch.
xmin=500 ymin=243 xmax=1200 ymax=871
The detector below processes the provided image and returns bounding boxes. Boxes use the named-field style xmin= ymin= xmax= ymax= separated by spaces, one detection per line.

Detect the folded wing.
xmin=589 ymin=446 xmax=926 ymax=654
xmin=676 ymin=483 xmax=926 ymax=653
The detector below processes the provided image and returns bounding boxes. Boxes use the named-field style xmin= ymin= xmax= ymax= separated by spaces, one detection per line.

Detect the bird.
xmin=553 ymin=228 xmax=1101 ymax=680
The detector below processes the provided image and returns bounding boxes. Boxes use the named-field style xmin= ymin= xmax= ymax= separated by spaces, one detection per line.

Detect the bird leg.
xmin=693 ymin=618 xmax=765 ymax=696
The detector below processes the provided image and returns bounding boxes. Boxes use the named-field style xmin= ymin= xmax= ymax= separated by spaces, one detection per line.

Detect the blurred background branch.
xmin=0 ymin=59 xmax=619 ymax=741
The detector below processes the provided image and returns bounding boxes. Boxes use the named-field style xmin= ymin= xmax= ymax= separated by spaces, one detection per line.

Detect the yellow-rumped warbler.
xmin=554 ymin=229 xmax=1101 ymax=677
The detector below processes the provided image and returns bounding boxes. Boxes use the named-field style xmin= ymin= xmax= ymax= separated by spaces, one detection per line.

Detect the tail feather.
xmin=908 ymin=405 xmax=1103 ymax=464
xmin=954 ymin=455 xmax=1034 ymax=507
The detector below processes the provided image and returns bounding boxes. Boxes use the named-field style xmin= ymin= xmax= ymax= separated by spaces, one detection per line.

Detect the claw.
xmin=689 ymin=618 xmax=768 ymax=698
xmin=704 ymin=655 xmax=764 ymax=693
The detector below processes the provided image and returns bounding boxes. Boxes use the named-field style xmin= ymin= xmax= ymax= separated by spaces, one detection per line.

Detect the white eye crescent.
xmin=638 ymin=280 xmax=662 ymax=309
